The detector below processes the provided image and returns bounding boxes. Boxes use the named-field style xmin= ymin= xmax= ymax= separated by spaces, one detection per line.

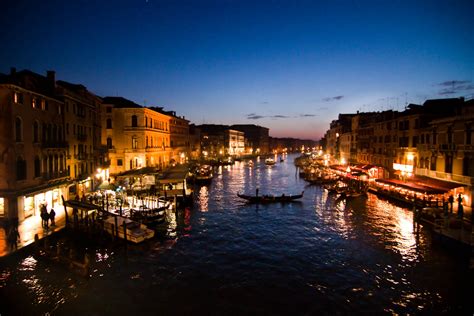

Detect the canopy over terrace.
xmin=375 ymin=179 xmax=446 ymax=194
xmin=412 ymin=176 xmax=466 ymax=192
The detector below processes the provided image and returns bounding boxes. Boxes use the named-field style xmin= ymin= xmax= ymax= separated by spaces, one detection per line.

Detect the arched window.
xmin=107 ymin=137 xmax=112 ymax=149
xmin=15 ymin=117 xmax=22 ymax=142
xmin=34 ymin=156 xmax=41 ymax=178
xmin=106 ymin=119 xmax=112 ymax=129
xmin=16 ymin=156 xmax=26 ymax=180
xmin=33 ymin=121 xmax=39 ymax=142
xmin=131 ymin=115 xmax=138 ymax=127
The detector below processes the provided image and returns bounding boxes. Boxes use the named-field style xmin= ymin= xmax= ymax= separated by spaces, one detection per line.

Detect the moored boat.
xmin=103 ymin=216 xmax=155 ymax=243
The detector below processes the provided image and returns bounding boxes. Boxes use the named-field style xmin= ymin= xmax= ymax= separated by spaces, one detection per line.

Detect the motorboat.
xmin=264 ymin=158 xmax=276 ymax=165
xmin=103 ymin=216 xmax=155 ymax=243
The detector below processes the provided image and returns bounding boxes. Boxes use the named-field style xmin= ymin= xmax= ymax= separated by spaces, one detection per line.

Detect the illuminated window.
xmin=132 ymin=136 xmax=138 ymax=149
xmin=14 ymin=92 xmax=23 ymax=104
xmin=0 ymin=197 xmax=4 ymax=216
xmin=32 ymin=97 xmax=38 ymax=109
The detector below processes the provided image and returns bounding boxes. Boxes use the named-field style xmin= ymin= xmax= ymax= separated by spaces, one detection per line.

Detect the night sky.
xmin=1 ymin=0 xmax=473 ymax=140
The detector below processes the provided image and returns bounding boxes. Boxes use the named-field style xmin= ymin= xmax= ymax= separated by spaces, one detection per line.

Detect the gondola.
xmin=237 ymin=191 xmax=304 ymax=203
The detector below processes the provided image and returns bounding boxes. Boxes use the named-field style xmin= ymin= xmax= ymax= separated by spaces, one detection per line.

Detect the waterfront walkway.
xmin=0 ymin=210 xmax=67 ymax=258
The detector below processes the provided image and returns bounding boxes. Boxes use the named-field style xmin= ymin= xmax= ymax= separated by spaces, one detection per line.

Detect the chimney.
xmin=10 ymin=67 xmax=16 ymax=75
xmin=47 ymin=70 xmax=56 ymax=89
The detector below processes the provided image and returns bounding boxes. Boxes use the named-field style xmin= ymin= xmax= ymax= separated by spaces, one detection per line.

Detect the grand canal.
xmin=0 ymin=154 xmax=472 ymax=315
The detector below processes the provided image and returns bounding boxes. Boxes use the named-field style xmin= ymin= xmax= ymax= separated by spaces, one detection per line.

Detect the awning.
xmin=412 ymin=176 xmax=466 ymax=191
xmin=375 ymin=178 xmax=446 ymax=194
xmin=6 ymin=178 xmax=72 ymax=196
xmin=116 ymin=167 xmax=161 ymax=178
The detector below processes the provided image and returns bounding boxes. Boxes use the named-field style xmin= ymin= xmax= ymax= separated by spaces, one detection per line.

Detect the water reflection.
xmin=0 ymin=154 xmax=469 ymax=315
xmin=198 ymin=186 xmax=209 ymax=212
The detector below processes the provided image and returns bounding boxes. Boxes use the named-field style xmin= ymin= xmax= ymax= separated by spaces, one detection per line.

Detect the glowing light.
xmin=406 ymin=153 xmax=414 ymax=161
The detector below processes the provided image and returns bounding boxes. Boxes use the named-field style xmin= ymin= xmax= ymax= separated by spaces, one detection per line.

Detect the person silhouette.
xmin=49 ymin=208 xmax=56 ymax=226
xmin=457 ymin=194 xmax=464 ymax=219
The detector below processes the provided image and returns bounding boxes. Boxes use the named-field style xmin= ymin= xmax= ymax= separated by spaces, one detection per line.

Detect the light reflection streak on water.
xmin=367 ymin=195 xmax=419 ymax=262
xmin=198 ymin=186 xmax=209 ymax=212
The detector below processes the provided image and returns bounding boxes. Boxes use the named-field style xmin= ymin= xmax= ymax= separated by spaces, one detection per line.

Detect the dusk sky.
xmin=1 ymin=0 xmax=473 ymax=140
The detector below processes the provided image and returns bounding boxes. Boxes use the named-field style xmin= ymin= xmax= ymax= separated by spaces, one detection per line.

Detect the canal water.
xmin=1 ymin=154 xmax=472 ymax=315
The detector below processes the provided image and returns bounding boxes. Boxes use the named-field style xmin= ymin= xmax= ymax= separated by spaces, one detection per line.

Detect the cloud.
xmin=300 ymin=114 xmax=318 ymax=117
xmin=260 ymin=101 xmax=269 ymax=104
xmin=437 ymin=80 xmax=471 ymax=87
xmin=436 ymin=80 xmax=473 ymax=95
xmin=271 ymin=115 xmax=289 ymax=118
xmin=322 ymin=95 xmax=344 ymax=102
xmin=247 ymin=113 xmax=265 ymax=120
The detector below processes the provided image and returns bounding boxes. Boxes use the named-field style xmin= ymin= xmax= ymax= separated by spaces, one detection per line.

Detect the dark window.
xmin=131 ymin=115 xmax=138 ymax=127
xmin=16 ymin=157 xmax=26 ymax=180
xmin=15 ymin=117 xmax=22 ymax=142
xmin=107 ymin=137 xmax=112 ymax=149
xmin=412 ymin=136 xmax=419 ymax=147
xmin=106 ymin=119 xmax=112 ymax=129
xmin=33 ymin=121 xmax=39 ymax=142
xmin=117 ymin=159 xmax=123 ymax=166
xmin=34 ymin=156 xmax=41 ymax=177
xmin=106 ymin=107 xmax=112 ymax=113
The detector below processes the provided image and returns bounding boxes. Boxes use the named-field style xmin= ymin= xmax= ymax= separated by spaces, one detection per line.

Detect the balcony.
xmin=41 ymin=141 xmax=68 ymax=149
xmin=77 ymin=134 xmax=88 ymax=141
xmin=416 ymin=169 xmax=474 ymax=185
xmin=41 ymin=170 xmax=68 ymax=180
xmin=74 ymin=153 xmax=89 ymax=160
xmin=439 ymin=143 xmax=456 ymax=151
xmin=456 ymin=144 xmax=474 ymax=152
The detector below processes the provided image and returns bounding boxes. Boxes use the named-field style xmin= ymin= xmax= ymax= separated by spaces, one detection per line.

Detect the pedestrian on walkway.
xmin=7 ymin=225 xmax=20 ymax=251
xmin=457 ymin=194 xmax=464 ymax=219
xmin=448 ymin=195 xmax=454 ymax=213
xmin=40 ymin=204 xmax=49 ymax=228
xmin=49 ymin=208 xmax=56 ymax=226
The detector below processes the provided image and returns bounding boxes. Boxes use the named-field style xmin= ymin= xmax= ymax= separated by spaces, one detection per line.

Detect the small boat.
xmin=194 ymin=165 xmax=213 ymax=183
xmin=237 ymin=191 xmax=304 ymax=203
xmin=103 ymin=216 xmax=155 ymax=243
xmin=129 ymin=202 xmax=170 ymax=225
xmin=265 ymin=158 xmax=276 ymax=165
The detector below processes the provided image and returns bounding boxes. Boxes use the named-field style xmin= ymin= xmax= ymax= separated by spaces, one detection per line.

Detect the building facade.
xmin=0 ymin=69 xmax=70 ymax=221
xmin=102 ymin=97 xmax=173 ymax=175
xmin=231 ymin=124 xmax=270 ymax=154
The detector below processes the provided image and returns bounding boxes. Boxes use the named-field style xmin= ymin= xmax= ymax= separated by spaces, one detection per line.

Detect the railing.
xmin=74 ymin=153 xmax=89 ymax=160
xmin=41 ymin=141 xmax=68 ymax=148
xmin=415 ymin=169 xmax=474 ymax=185
xmin=440 ymin=143 xmax=456 ymax=151
xmin=41 ymin=170 xmax=68 ymax=180
xmin=77 ymin=134 xmax=88 ymax=141
xmin=456 ymin=144 xmax=474 ymax=152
